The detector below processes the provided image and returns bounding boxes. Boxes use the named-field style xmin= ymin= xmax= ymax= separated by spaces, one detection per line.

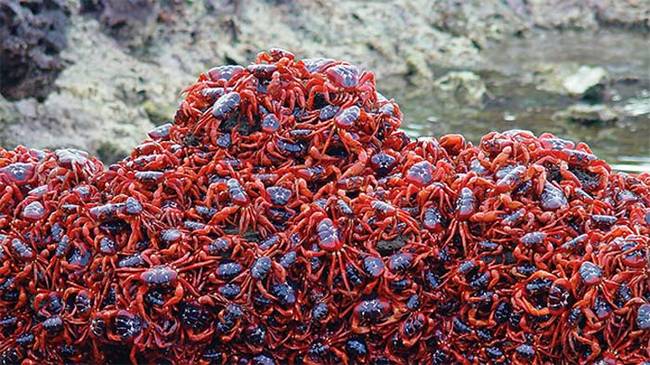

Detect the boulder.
xmin=554 ymin=104 xmax=618 ymax=125
xmin=533 ymin=63 xmax=608 ymax=98
xmin=433 ymin=71 xmax=487 ymax=105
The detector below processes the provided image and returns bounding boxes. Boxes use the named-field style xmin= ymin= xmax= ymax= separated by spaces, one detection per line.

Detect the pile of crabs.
xmin=0 ymin=49 xmax=648 ymax=364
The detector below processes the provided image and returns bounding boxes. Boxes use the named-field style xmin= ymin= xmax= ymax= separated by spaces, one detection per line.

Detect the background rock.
xmin=0 ymin=0 xmax=648 ymax=166
xmin=0 ymin=0 xmax=70 ymax=101
xmin=433 ymin=71 xmax=487 ymax=106
xmin=554 ymin=104 xmax=619 ymax=125
xmin=532 ymin=63 xmax=608 ymax=97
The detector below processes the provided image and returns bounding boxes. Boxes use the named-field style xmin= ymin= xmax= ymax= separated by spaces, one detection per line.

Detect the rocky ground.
xmin=1 ymin=0 xmax=649 ymax=163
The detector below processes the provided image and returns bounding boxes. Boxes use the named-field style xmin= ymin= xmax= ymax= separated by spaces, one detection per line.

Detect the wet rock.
xmin=433 ymin=71 xmax=487 ymax=106
xmin=562 ymin=65 xmax=608 ymax=97
xmin=554 ymin=104 xmax=619 ymax=125
xmin=617 ymin=89 xmax=650 ymax=118
xmin=0 ymin=0 xmax=70 ymax=100
xmin=533 ymin=63 xmax=608 ymax=98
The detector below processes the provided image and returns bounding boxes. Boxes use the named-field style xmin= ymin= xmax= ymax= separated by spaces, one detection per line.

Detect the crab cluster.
xmin=0 ymin=49 xmax=648 ymax=364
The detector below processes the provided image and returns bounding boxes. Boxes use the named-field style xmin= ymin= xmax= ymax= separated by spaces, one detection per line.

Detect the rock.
xmin=142 ymin=100 xmax=175 ymax=126
xmin=562 ymin=66 xmax=608 ymax=96
xmin=429 ymin=1 xmax=527 ymax=47
xmin=533 ymin=63 xmax=608 ymax=98
xmin=593 ymin=0 xmax=650 ymax=29
xmin=433 ymin=71 xmax=487 ymax=105
xmin=0 ymin=0 xmax=71 ymax=100
xmin=0 ymin=96 xmax=18 ymax=145
xmin=13 ymin=99 xmax=38 ymax=119
xmin=1 ymin=0 xmax=648 ymax=163
xmin=619 ymin=93 xmax=650 ymax=117
xmin=403 ymin=50 xmax=433 ymax=85
xmin=554 ymin=104 xmax=619 ymax=125
xmin=79 ymin=0 xmax=172 ymax=50
xmin=0 ymin=17 xmax=193 ymax=164
xmin=526 ymin=0 xmax=597 ymax=29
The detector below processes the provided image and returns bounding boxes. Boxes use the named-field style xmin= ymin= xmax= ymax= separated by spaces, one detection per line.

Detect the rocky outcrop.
xmin=532 ymin=63 xmax=608 ymax=98
xmin=0 ymin=0 xmax=648 ymax=163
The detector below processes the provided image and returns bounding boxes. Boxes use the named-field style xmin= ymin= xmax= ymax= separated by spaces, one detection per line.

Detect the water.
xmin=393 ymin=30 xmax=650 ymax=172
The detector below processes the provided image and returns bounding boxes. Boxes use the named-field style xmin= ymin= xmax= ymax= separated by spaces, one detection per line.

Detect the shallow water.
xmin=395 ymin=30 xmax=650 ymax=172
